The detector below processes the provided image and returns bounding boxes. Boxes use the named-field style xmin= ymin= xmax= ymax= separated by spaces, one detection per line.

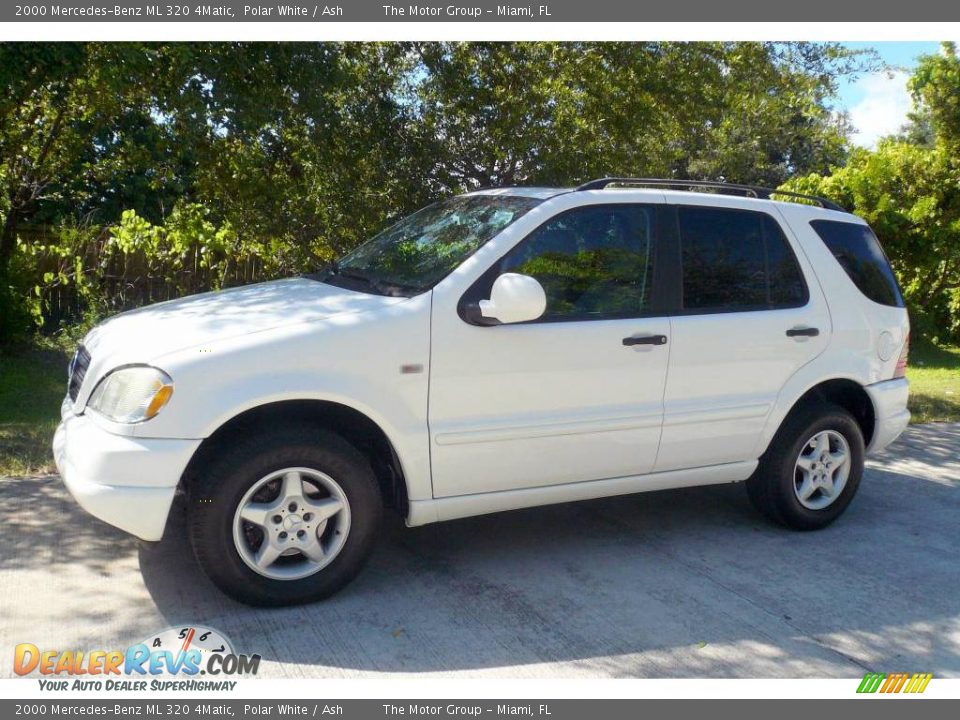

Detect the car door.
xmin=654 ymin=200 xmax=831 ymax=472
xmin=428 ymin=201 xmax=672 ymax=498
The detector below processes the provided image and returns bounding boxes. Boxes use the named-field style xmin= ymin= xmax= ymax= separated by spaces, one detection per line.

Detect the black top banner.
xmin=3 ymin=0 xmax=959 ymax=22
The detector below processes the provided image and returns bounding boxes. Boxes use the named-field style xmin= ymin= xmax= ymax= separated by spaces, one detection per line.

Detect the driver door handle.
xmin=623 ymin=334 xmax=668 ymax=346
xmin=786 ymin=326 xmax=820 ymax=338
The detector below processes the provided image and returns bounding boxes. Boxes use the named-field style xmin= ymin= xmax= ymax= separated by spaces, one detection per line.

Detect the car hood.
xmin=82 ymin=278 xmax=406 ymax=364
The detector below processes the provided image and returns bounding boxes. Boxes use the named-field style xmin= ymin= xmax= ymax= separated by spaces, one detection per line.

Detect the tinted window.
xmin=809 ymin=220 xmax=904 ymax=308
xmin=500 ymin=205 xmax=655 ymax=320
xmin=679 ymin=207 xmax=807 ymax=312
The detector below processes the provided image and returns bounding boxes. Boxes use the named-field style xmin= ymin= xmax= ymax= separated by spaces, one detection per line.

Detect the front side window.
xmin=496 ymin=204 xmax=656 ymax=321
xmin=809 ymin=219 xmax=904 ymax=308
xmin=325 ymin=195 xmax=542 ymax=296
xmin=679 ymin=206 xmax=807 ymax=312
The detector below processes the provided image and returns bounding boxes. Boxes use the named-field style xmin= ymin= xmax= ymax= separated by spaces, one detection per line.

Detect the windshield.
xmin=322 ymin=195 xmax=543 ymax=296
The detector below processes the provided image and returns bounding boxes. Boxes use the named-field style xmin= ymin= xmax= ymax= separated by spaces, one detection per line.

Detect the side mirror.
xmin=471 ymin=273 xmax=547 ymax=325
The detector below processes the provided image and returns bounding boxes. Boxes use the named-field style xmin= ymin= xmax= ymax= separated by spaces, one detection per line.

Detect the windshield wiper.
xmin=321 ymin=263 xmax=420 ymax=297
xmin=301 ymin=259 xmax=340 ymax=283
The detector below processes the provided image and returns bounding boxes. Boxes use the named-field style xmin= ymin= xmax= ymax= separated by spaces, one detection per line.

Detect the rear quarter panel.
xmin=754 ymin=203 xmax=910 ymax=455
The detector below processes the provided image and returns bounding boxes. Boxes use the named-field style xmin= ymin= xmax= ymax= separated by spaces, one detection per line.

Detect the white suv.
xmin=53 ymin=178 xmax=911 ymax=606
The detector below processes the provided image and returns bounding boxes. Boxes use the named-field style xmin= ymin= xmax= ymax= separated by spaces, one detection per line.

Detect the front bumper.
xmin=865 ymin=377 xmax=911 ymax=453
xmin=53 ymin=400 xmax=201 ymax=541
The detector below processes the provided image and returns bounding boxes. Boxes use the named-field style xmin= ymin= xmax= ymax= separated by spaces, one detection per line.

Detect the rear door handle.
xmin=623 ymin=334 xmax=668 ymax=346
xmin=786 ymin=327 xmax=820 ymax=338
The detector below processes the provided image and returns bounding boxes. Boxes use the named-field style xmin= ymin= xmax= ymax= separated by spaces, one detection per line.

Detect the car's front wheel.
xmin=188 ymin=427 xmax=382 ymax=606
xmin=746 ymin=402 xmax=865 ymax=530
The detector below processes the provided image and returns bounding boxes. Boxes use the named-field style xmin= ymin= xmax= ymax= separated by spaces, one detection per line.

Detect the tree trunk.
xmin=0 ymin=206 xmax=19 ymax=276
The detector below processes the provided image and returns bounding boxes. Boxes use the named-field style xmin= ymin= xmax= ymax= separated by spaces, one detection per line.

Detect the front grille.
xmin=68 ymin=345 xmax=91 ymax=402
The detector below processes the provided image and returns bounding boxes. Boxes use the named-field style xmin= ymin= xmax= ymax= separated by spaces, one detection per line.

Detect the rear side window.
xmin=679 ymin=206 xmax=807 ymax=312
xmin=809 ymin=220 xmax=904 ymax=308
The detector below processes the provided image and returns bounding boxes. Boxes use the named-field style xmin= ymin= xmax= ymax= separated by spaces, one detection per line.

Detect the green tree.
xmin=0 ymin=43 xmax=425 ymax=277
xmin=908 ymin=42 xmax=960 ymax=151
xmin=785 ymin=43 xmax=960 ymax=340
xmin=0 ymin=41 xmax=878 ymax=343
xmin=1 ymin=40 xmax=873 ymax=279
xmin=408 ymin=42 xmax=872 ymax=190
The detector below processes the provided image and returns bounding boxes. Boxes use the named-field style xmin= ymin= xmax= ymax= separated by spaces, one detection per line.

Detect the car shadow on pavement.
xmin=133 ymin=436 xmax=960 ymax=676
xmin=0 ymin=474 xmax=151 ymax=660
xmin=0 ymin=474 xmax=136 ymax=574
xmin=2 ymin=424 xmax=957 ymax=678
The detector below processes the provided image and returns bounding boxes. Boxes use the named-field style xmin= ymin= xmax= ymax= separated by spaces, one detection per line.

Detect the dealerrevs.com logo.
xmin=14 ymin=626 xmax=260 ymax=691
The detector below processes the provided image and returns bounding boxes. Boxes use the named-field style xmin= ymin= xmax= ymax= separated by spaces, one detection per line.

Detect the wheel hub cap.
xmin=793 ymin=430 xmax=851 ymax=511
xmin=231 ymin=467 xmax=351 ymax=580
xmin=282 ymin=514 xmax=303 ymax=531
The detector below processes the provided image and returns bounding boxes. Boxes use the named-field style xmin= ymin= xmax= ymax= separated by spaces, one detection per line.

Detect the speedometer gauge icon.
xmin=140 ymin=625 xmax=235 ymax=664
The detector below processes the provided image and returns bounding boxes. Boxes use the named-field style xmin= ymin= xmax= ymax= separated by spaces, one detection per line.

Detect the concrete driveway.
xmin=1 ymin=423 xmax=958 ymax=679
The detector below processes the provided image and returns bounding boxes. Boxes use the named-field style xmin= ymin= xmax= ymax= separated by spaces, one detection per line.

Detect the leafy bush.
xmin=0 ymin=237 xmax=44 ymax=344
xmin=784 ymin=44 xmax=960 ymax=343
xmin=785 ymin=142 xmax=960 ymax=342
xmin=0 ymin=269 xmax=37 ymax=344
xmin=7 ymin=204 xmax=313 ymax=341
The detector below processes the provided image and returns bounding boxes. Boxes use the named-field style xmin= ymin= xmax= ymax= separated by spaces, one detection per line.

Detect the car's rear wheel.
xmin=746 ymin=402 xmax=865 ymax=530
xmin=188 ymin=426 xmax=382 ymax=606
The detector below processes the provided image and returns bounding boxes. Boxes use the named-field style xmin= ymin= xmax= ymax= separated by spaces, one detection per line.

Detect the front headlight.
xmin=87 ymin=366 xmax=174 ymax=423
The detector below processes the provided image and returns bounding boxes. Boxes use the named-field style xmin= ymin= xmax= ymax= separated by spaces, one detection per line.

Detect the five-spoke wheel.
xmin=746 ymin=402 xmax=864 ymax=530
xmin=793 ymin=430 xmax=851 ymax=510
xmin=188 ymin=427 xmax=382 ymax=606
xmin=233 ymin=467 xmax=351 ymax=580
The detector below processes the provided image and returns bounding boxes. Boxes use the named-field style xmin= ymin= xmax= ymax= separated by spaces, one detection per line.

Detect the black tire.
xmin=746 ymin=401 xmax=865 ymax=530
xmin=187 ymin=426 xmax=383 ymax=606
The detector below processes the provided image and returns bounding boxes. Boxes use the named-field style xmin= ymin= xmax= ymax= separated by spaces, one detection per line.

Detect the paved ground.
xmin=1 ymin=423 xmax=958 ymax=679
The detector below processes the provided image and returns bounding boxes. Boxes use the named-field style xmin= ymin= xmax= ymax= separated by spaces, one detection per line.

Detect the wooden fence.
xmin=19 ymin=225 xmax=270 ymax=330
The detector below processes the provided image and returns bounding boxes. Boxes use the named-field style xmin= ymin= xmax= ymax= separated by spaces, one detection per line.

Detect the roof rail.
xmin=575 ymin=177 xmax=847 ymax=213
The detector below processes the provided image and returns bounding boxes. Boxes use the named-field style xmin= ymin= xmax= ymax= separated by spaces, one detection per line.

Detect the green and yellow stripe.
xmin=857 ymin=672 xmax=933 ymax=694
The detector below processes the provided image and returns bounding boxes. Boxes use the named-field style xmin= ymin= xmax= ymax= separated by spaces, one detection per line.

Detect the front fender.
xmin=132 ymin=295 xmax=434 ymax=501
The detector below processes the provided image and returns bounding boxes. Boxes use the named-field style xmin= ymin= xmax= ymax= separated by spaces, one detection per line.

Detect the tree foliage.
xmin=0 ymin=41 xmax=878 ymax=342
xmin=909 ymin=42 xmax=960 ymax=151
xmin=410 ymin=42 xmax=866 ymax=189
xmin=786 ymin=43 xmax=960 ymax=341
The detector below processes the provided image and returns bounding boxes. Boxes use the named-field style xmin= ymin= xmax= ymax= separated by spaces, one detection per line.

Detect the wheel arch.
xmin=178 ymin=399 xmax=410 ymax=517
xmin=764 ymin=377 xmax=876 ymax=457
